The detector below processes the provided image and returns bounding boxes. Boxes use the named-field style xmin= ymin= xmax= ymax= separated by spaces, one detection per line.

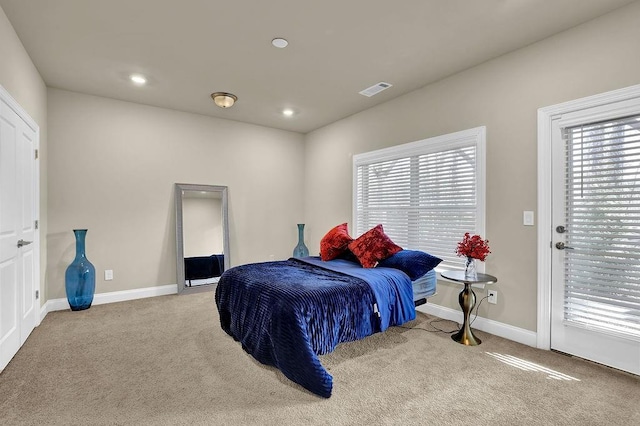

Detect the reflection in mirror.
xmin=175 ymin=184 xmax=229 ymax=294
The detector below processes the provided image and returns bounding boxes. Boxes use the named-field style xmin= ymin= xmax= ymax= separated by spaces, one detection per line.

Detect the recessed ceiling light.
xmin=130 ymin=74 xmax=147 ymax=85
xmin=272 ymin=38 xmax=289 ymax=48
xmin=282 ymin=108 xmax=294 ymax=117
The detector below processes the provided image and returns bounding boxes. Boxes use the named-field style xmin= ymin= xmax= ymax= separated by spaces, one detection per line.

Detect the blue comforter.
xmin=214 ymin=257 xmax=415 ymax=398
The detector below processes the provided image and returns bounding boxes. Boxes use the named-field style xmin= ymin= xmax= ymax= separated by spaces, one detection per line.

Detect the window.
xmin=562 ymin=114 xmax=640 ymax=338
xmin=353 ymin=126 xmax=486 ymax=270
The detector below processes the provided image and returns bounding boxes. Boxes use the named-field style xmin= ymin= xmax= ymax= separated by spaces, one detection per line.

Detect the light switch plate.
xmin=523 ymin=211 xmax=535 ymax=226
xmin=105 ymin=269 xmax=113 ymax=281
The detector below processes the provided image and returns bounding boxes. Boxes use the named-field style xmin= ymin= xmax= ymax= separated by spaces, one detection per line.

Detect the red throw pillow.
xmin=320 ymin=223 xmax=354 ymax=261
xmin=348 ymin=224 xmax=402 ymax=268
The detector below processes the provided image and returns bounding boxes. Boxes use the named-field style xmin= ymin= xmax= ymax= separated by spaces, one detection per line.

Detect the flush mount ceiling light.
xmin=130 ymin=74 xmax=147 ymax=85
xmin=271 ymin=38 xmax=289 ymax=48
xmin=282 ymin=108 xmax=294 ymax=117
xmin=211 ymin=92 xmax=238 ymax=108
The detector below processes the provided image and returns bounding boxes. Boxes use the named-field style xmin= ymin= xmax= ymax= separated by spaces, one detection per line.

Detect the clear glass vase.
xmin=64 ymin=229 xmax=96 ymax=311
xmin=464 ymin=256 xmax=478 ymax=280
xmin=292 ymin=224 xmax=310 ymax=258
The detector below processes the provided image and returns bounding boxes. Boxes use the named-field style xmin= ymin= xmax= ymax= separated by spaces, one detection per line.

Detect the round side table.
xmin=440 ymin=270 xmax=497 ymax=346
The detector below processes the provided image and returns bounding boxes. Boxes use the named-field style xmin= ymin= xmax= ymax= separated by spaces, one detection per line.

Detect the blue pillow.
xmin=378 ymin=249 xmax=442 ymax=280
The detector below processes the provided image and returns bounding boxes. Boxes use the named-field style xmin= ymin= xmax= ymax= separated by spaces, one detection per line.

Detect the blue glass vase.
xmin=292 ymin=224 xmax=309 ymax=258
xmin=65 ymin=229 xmax=96 ymax=311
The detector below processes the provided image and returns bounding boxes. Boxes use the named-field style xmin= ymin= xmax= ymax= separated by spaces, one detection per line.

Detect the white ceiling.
xmin=1 ymin=0 xmax=636 ymax=133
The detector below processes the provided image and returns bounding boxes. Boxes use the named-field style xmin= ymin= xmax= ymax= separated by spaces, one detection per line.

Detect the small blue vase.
xmin=292 ymin=224 xmax=309 ymax=258
xmin=65 ymin=229 xmax=96 ymax=311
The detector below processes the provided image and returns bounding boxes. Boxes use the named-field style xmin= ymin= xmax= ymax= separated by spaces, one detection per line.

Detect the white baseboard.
xmin=417 ymin=302 xmax=538 ymax=347
xmin=40 ymin=284 xmax=178 ymax=321
xmin=36 ymin=286 xmax=536 ymax=347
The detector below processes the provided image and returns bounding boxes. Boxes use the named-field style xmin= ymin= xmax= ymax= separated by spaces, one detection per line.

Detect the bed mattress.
xmin=413 ymin=269 xmax=437 ymax=301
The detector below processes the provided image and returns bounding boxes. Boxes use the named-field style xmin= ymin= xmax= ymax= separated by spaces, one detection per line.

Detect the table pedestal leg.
xmin=451 ymin=282 xmax=481 ymax=346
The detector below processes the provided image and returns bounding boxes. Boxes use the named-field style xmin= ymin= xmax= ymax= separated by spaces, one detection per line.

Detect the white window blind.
xmin=353 ymin=127 xmax=486 ymax=270
xmin=562 ymin=114 xmax=640 ymax=338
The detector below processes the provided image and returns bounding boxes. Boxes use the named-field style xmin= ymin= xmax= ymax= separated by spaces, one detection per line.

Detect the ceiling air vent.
xmin=359 ymin=82 xmax=392 ymax=97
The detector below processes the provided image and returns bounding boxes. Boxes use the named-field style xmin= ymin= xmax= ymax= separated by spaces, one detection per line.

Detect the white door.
xmin=0 ymin=86 xmax=39 ymax=371
xmin=550 ymin=100 xmax=640 ymax=375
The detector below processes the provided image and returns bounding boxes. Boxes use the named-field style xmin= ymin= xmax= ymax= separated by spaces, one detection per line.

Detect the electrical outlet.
xmin=105 ymin=269 xmax=113 ymax=281
xmin=488 ymin=290 xmax=498 ymax=304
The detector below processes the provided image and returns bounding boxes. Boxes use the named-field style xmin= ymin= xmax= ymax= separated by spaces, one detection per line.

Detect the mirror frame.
xmin=175 ymin=183 xmax=230 ymax=294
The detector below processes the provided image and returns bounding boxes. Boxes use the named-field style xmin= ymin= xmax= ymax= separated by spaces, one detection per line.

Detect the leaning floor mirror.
xmin=175 ymin=183 xmax=230 ymax=294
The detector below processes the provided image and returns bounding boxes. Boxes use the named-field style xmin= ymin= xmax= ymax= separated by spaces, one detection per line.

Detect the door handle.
xmin=17 ymin=239 xmax=33 ymax=248
xmin=555 ymin=242 xmax=574 ymax=250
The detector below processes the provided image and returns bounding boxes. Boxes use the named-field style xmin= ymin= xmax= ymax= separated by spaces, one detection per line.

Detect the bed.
xmin=214 ymin=252 xmax=439 ymax=398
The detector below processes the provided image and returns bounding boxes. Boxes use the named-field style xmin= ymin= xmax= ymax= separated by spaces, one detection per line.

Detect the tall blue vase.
xmin=65 ymin=229 xmax=96 ymax=311
xmin=292 ymin=224 xmax=309 ymax=258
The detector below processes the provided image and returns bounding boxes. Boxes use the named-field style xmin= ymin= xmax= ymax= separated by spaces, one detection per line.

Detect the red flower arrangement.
xmin=456 ymin=232 xmax=491 ymax=261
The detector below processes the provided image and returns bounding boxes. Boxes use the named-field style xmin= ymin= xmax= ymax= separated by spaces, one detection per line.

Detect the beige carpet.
xmin=0 ymin=291 xmax=638 ymax=425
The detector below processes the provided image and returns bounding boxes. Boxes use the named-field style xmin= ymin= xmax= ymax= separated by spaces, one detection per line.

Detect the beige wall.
xmin=47 ymin=89 xmax=304 ymax=299
xmin=0 ymin=6 xmax=48 ymax=304
xmin=5 ymin=0 xmax=640 ymax=331
xmin=304 ymin=1 xmax=640 ymax=332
